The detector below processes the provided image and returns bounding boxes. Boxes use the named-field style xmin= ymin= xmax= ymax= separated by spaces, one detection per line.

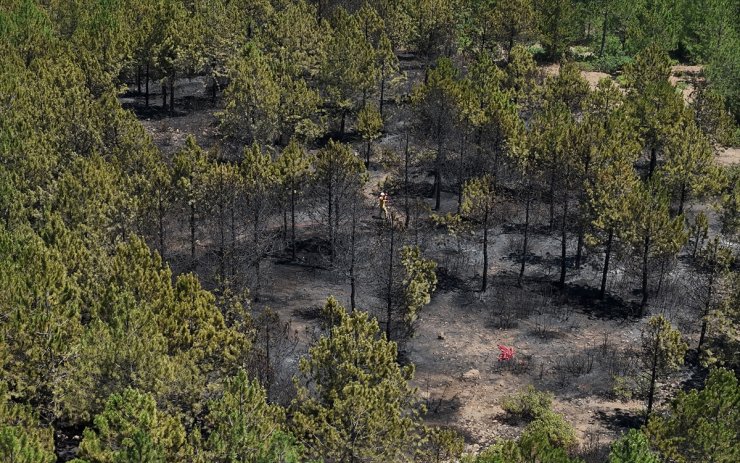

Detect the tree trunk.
xmin=549 ymin=163 xmax=556 ymax=232
xmin=291 ymin=187 xmax=297 ymax=261
xmin=145 ymin=61 xmax=150 ymax=107
xmin=575 ymin=225 xmax=584 ymax=270
xmin=518 ymin=187 xmax=532 ymax=286
xmin=136 ymin=65 xmax=141 ymax=95
xmin=350 ymin=200 xmax=357 ymax=312
xmin=599 ymin=229 xmax=613 ymax=300
xmin=386 ymin=219 xmax=395 ymax=340
xmin=158 ymin=194 xmax=165 ymax=260
xmin=328 ymin=169 xmax=334 ymax=265
xmin=219 ymin=199 xmax=226 ymax=288
xmin=212 ymin=75 xmax=217 ymax=103
xmin=340 ymin=109 xmax=347 ymax=138
xmin=693 ymin=231 xmax=701 ymax=258
xmin=253 ymin=207 xmax=261 ymax=301
xmin=646 ymin=336 xmax=659 ymax=424
xmin=457 ymin=132 xmax=465 ymax=213
xmin=169 ymin=73 xmax=175 ymax=114
xmin=379 ymin=61 xmax=386 ymax=118
xmin=640 ymin=235 xmax=651 ymax=315
xmin=190 ymin=203 xmax=196 ymax=270
xmin=365 ymin=140 xmax=371 ymax=168
xmin=404 ymin=132 xmax=410 ymax=228
xmin=657 ymin=259 xmax=666 ymax=297
xmin=230 ymin=195 xmax=236 ymax=280
xmin=434 ymin=135 xmax=443 ymax=211
xmin=677 ymin=183 xmax=687 ymax=216
xmin=559 ymin=193 xmax=569 ymax=287
xmin=482 ymin=207 xmax=489 ymax=292
xmin=600 ymin=6 xmax=609 ymax=57
xmin=698 ymin=270 xmax=715 ymax=350
xmin=162 ymin=81 xmax=167 ymax=109
xmin=508 ymin=32 xmax=515 ymax=61
xmin=648 ymin=146 xmax=657 ymax=178
xmin=282 ymin=206 xmax=287 ymax=247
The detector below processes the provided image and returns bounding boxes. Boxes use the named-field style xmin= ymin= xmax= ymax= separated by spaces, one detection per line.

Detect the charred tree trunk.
xmin=559 ymin=192 xmax=569 ymax=287
xmin=457 ymin=132 xmax=465 ymax=213
xmin=640 ymin=235 xmax=651 ymax=316
xmin=386 ymin=219 xmax=395 ymax=340
xmin=350 ymin=200 xmax=357 ymax=312
xmin=646 ymin=336 xmax=660 ymax=423
xmin=379 ymin=60 xmax=386 ymax=118
xmin=136 ymin=65 xmax=142 ymax=95
xmin=230 ymin=195 xmax=236 ymax=280
xmin=291 ymin=187 xmax=297 ymax=261
xmin=648 ymin=146 xmax=657 ymax=179
xmin=677 ymin=183 xmax=687 ymax=216
xmin=698 ymin=266 xmax=715 ymax=350
xmin=518 ymin=186 xmax=532 ymax=286
xmin=404 ymin=132 xmax=410 ymax=228
xmin=145 ymin=62 xmax=150 ymax=107
xmin=169 ymin=73 xmax=175 ymax=115
xmin=482 ymin=207 xmax=489 ymax=292
xmin=190 ymin=203 xmax=196 ymax=270
xmin=365 ymin=140 xmax=371 ymax=168
xmin=599 ymin=6 xmax=609 ymax=57
xmin=157 ymin=194 xmax=166 ymax=260
xmin=575 ymin=225 xmax=585 ymax=270
xmin=599 ymin=229 xmax=613 ymax=300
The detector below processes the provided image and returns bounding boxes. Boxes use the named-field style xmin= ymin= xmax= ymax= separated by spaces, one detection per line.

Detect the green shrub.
xmin=591 ymin=35 xmax=632 ymax=73
xmin=520 ymin=410 xmax=578 ymax=453
xmin=609 ymin=429 xmax=660 ymax=463
xmin=501 ymin=385 xmax=553 ymax=423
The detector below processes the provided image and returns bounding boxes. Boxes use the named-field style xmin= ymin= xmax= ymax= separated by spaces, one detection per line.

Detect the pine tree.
xmin=0 ymin=381 xmax=55 ymax=463
xmin=640 ymin=315 xmax=688 ymax=422
xmin=624 ymin=44 xmax=684 ymax=178
xmin=71 ymin=388 xmax=190 ymax=463
xmin=608 ymin=429 xmax=659 ymax=463
xmin=0 ymin=224 xmax=83 ymax=421
xmin=357 ymin=104 xmax=384 ymax=168
xmin=220 ymin=43 xmax=281 ymax=147
xmin=310 ymin=140 xmax=367 ymax=265
xmin=205 ymin=370 xmax=302 ymax=463
xmin=411 ymin=57 xmax=459 ymax=211
xmin=241 ymin=144 xmax=279 ymax=301
xmin=321 ymin=7 xmax=378 ymax=135
xmin=584 ymin=79 xmax=641 ymax=299
xmin=707 ymin=263 xmax=740 ymax=368
xmin=292 ymin=298 xmax=422 ymax=463
xmin=173 ymin=135 xmax=209 ymax=270
xmin=407 ymin=0 xmax=459 ymax=64
xmin=489 ymin=0 xmax=538 ymax=59
xmin=202 ymin=159 xmax=243 ymax=288
xmin=646 ymin=367 xmax=740 ymax=463
xmin=400 ymin=245 xmax=437 ymax=335
xmin=461 ymin=175 xmax=496 ymax=292
xmin=661 ymin=117 xmax=722 ymax=215
xmin=504 ymin=45 xmax=540 ymax=110
xmin=467 ymin=51 xmax=520 ymax=182
xmin=620 ymin=179 xmax=686 ymax=314
xmin=691 ymin=237 xmax=734 ymax=351
xmin=537 ymin=0 xmax=579 ymax=61
xmin=276 ymin=140 xmax=311 ymax=261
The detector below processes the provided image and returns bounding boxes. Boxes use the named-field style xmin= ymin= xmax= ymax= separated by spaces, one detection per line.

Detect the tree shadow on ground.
xmin=595 ymin=408 xmax=643 ymax=433
xmin=558 ymin=283 xmax=639 ymax=321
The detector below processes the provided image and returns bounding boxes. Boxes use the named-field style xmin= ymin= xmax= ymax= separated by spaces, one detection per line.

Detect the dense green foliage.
xmin=1 ymin=0 xmax=738 ymax=462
